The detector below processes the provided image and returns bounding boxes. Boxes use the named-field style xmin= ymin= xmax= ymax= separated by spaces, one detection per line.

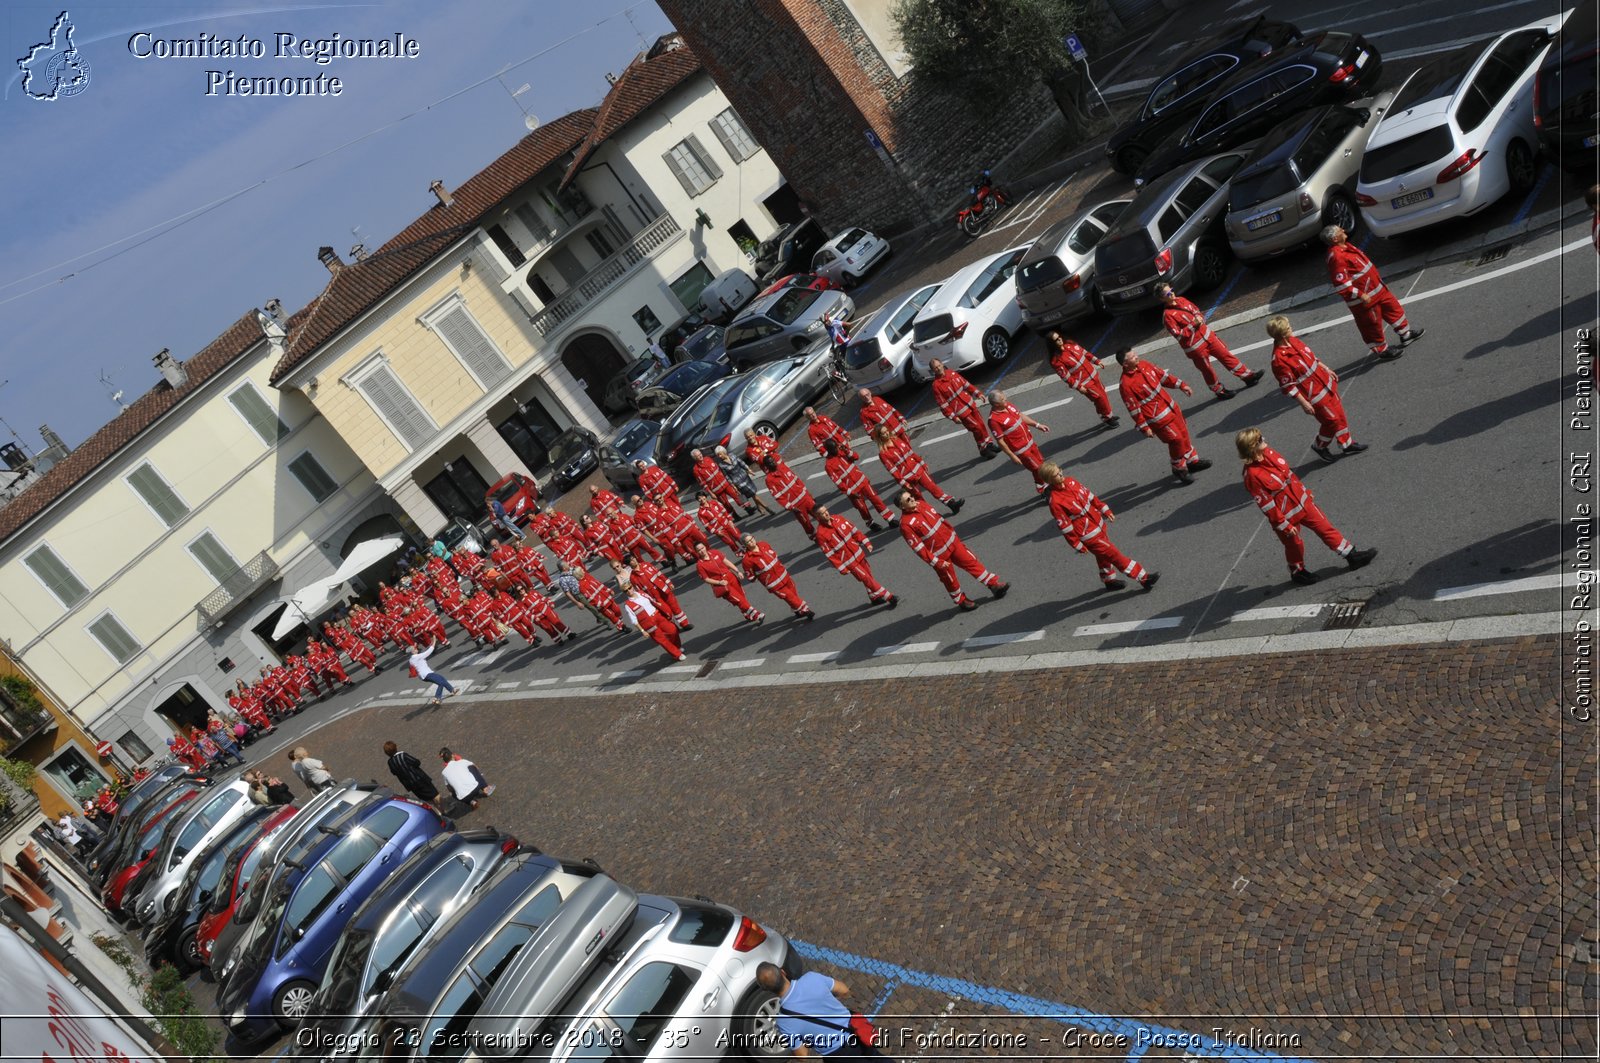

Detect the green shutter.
xmin=88 ymin=614 xmax=141 ymax=663
xmin=188 ymin=532 xmax=238 ymax=584
xmin=127 ymin=464 xmax=188 ymax=526
xmin=288 ymin=453 xmax=339 ymax=502
xmin=228 ymin=385 xmax=289 ymax=443
xmin=23 ymin=545 xmax=88 ymax=608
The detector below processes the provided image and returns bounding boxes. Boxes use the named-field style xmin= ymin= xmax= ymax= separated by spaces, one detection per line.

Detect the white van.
xmin=697 ymin=268 xmax=758 ymax=323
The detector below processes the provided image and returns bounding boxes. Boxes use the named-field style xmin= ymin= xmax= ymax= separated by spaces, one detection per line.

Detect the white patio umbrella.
xmin=329 ymin=535 xmax=407 ymax=584
xmin=270 ymin=576 xmax=352 ymax=640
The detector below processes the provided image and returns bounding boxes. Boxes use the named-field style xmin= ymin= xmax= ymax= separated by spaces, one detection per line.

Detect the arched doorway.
xmin=152 ymin=683 xmax=212 ymax=735
xmin=561 ymin=332 xmax=629 ymax=413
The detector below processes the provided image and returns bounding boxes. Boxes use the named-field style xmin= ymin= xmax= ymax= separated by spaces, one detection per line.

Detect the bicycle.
xmin=825 ymin=346 xmax=852 ymax=406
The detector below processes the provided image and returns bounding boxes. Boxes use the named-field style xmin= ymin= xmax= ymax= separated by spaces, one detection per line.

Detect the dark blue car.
xmin=216 ymin=796 xmax=450 ymax=1042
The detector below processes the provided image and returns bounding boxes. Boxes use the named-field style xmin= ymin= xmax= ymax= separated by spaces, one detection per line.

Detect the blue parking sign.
xmin=1063 ymin=33 xmax=1087 ymax=61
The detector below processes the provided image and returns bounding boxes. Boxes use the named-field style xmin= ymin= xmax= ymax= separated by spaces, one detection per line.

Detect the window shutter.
xmin=288 ymin=452 xmax=339 ymax=502
xmin=687 ymin=134 xmax=723 ymax=181
xmin=127 ymin=464 xmax=189 ymax=526
xmin=24 ymin=545 xmax=88 ymax=608
xmin=357 ymin=364 xmax=436 ymax=450
xmin=662 ymin=145 xmax=700 ymax=196
xmin=227 ymin=384 xmax=288 ymax=443
xmin=88 ymin=614 xmax=141 ymax=663
xmin=433 ymin=306 xmax=511 ymax=388
xmin=188 ymin=532 xmax=239 ymax=584
xmin=711 ymin=109 xmax=758 ymax=162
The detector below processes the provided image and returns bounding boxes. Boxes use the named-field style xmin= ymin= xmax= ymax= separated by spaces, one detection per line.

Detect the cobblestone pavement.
xmin=258 ymin=633 xmax=1592 ymax=1062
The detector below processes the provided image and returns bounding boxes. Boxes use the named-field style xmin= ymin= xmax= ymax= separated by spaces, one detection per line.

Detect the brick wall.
xmin=656 ymin=0 xmax=1057 ymax=237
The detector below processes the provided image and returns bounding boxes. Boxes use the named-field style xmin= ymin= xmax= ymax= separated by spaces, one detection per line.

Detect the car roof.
xmin=1108 ymin=153 xmax=1237 ymax=234
xmin=1020 ymin=200 xmax=1130 ymax=264
xmin=1236 ymin=105 xmax=1335 ymax=175
xmin=733 ymin=289 xmax=787 ymax=322
xmin=1196 ymin=30 xmax=1345 ymax=103
xmin=921 ymin=248 xmax=1029 ymax=312
xmin=347 ymin=831 xmax=544 ymax=937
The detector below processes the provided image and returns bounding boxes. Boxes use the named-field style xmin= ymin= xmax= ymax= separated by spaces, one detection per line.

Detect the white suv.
xmin=909 ymin=246 xmax=1029 ymax=374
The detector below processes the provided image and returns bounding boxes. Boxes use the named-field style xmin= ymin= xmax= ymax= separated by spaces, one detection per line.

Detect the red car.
xmin=193 ymin=804 xmax=298 ymax=966
xmin=485 ymin=472 xmax=542 ymax=530
xmin=758 ymin=272 xmax=840 ymax=297
xmin=101 ymin=789 xmax=199 ymax=916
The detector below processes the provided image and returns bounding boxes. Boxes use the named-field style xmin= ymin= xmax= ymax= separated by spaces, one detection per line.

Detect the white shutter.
xmin=357 ymin=364 xmax=436 ymax=450
xmin=433 ymin=305 xmax=511 ymax=388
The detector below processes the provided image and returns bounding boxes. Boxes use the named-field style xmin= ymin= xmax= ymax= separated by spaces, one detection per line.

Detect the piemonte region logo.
xmin=18 ymin=11 xmax=92 ymax=101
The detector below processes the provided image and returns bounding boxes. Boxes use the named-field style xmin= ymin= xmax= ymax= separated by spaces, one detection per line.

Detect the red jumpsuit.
xmin=331 ymin=626 xmax=379 ymax=674
xmin=584 ymin=520 xmax=626 ymax=565
xmin=548 ymin=535 xmax=591 ymax=576
xmin=493 ymin=591 xmax=542 ymax=646
xmin=695 ymin=549 xmax=763 ymax=622
xmin=452 ymin=549 xmax=484 ymax=583
xmin=629 ymin=561 xmax=689 ymax=626
xmin=877 ymin=436 xmax=956 ymax=505
xmin=899 ymin=507 xmax=1004 ymax=606
xmin=408 ymin=606 xmax=449 ymax=647
xmin=806 ymin=415 xmax=858 ymax=462
xmin=635 ymin=500 xmax=689 ymax=564
xmin=744 ymin=434 xmax=779 ymax=468
xmin=860 ymin=394 xmax=908 ymax=441
xmin=1327 ymin=242 xmax=1412 ymax=355
xmin=988 ymin=403 xmax=1048 ymax=488
xmin=697 ymin=497 xmax=742 ymax=549
xmin=1271 ymin=337 xmax=1354 ymax=450
xmin=608 ymin=512 xmax=663 ymax=563
xmin=590 ymin=489 xmax=624 ymax=520
xmin=814 ymin=514 xmax=893 ymax=603
xmin=464 ymin=591 xmax=504 ymax=643
xmin=518 ymin=588 xmax=571 ymax=640
xmin=825 ymin=453 xmax=893 ymax=524
xmin=638 ymin=464 xmax=679 ymax=508
xmin=665 ymin=506 xmax=711 ymax=556
xmin=1162 ymin=296 xmax=1253 ymax=393
xmin=1244 ymin=445 xmax=1355 ymax=574
xmin=491 ymin=544 xmax=536 ymax=592
xmin=515 ymin=544 xmax=551 ymax=586
xmin=765 ymin=463 xmax=819 ymax=536
xmin=168 ymin=736 xmax=207 ymax=771
xmin=307 ymin=642 xmax=353 ymax=686
xmin=739 ymin=540 xmax=812 ymax=616
xmin=576 ymin=571 xmax=624 ymax=628
xmin=693 ymin=457 xmax=745 ymax=510
xmin=1119 ymin=361 xmax=1199 ymax=473
xmin=623 ymin=592 xmax=684 ymax=660
xmin=1046 ymin=477 xmax=1150 ymax=587
xmin=1049 ymin=339 xmax=1116 ymax=421
xmin=931 ymin=370 xmax=994 ymax=453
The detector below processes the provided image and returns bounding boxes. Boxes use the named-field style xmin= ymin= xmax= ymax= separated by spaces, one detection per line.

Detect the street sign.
xmin=863 ymin=128 xmax=883 ymax=150
xmin=95 ymin=741 xmax=113 ymax=758
xmin=1063 ymin=33 xmax=1087 ymax=61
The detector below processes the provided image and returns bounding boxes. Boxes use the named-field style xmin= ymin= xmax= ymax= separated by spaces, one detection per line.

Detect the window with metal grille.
xmin=227 ymin=383 xmax=289 ymax=443
xmin=353 ymin=362 xmax=437 ymax=450
xmin=24 ymin=544 xmax=88 ymax=607
xmin=88 ymin=613 xmax=141 ymax=663
xmin=430 ymin=304 xmax=512 ymax=388
xmin=710 ymin=108 xmax=760 ymax=162
xmin=663 ymin=135 xmax=722 ymax=196
xmin=126 ymin=463 xmax=189 ymax=527
xmin=288 ymin=451 xmax=339 ymax=502
xmin=187 ymin=531 xmax=239 ymax=584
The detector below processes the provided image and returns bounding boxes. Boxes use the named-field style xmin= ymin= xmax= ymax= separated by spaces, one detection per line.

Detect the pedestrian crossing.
xmin=1432 ymin=571 xmax=1594 ymax=602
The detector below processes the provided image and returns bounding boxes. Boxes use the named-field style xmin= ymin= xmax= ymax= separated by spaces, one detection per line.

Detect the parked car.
xmin=144 ymin=805 xmax=280 ymax=971
xmin=1132 ymin=31 xmax=1384 ymax=185
xmin=545 ymin=427 xmax=603 ymax=492
xmin=187 ymin=805 xmax=300 ymax=971
xmin=696 ymin=270 xmax=758 ymax=323
xmin=1013 ymin=199 xmax=1131 ymax=329
xmin=655 ymin=377 xmax=744 ymax=485
xmin=753 ymin=219 xmax=826 ymax=284
xmin=602 ymin=353 xmax=669 ymax=414
xmin=86 ymin=767 xmax=197 ymax=882
xmin=1094 ymin=151 xmax=1250 ymax=314
xmin=725 ymin=286 xmax=854 ymax=371
xmin=1534 ymin=0 xmax=1598 ymax=170
xmin=688 ymin=351 xmax=833 ymax=454
xmin=216 ymin=795 xmax=450 ymax=1041
xmin=908 ymin=245 xmax=1029 ymax=375
xmin=1106 ymin=16 xmax=1304 ymax=174
xmin=436 ymin=515 xmax=484 ymax=556
xmin=811 ymin=227 xmax=892 ymax=287
xmin=672 ymin=323 xmax=729 ymax=366
xmin=658 ymin=311 xmax=710 ymax=354
xmin=102 ymin=788 xmax=202 ymax=917
xmin=597 ymin=418 xmax=664 ymax=492
xmin=759 ymin=272 xmax=841 ymax=297
xmin=130 ymin=779 xmax=255 ymax=928
xmin=840 ymin=283 xmax=942 ymax=393
xmin=635 ymin=359 xmax=732 ymax=422
xmin=1225 ymin=92 xmax=1396 ymax=259
xmin=483 ymin=472 xmax=542 ymax=530
xmin=1356 ymin=15 xmax=1562 ymax=237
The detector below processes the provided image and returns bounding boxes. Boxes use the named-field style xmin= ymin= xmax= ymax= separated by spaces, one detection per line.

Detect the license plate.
xmin=1392 ymin=188 xmax=1434 ymax=208
xmin=1246 ymin=211 xmax=1283 ymax=231
xmin=1116 ymin=285 xmax=1147 ymax=300
xmin=1355 ymin=50 xmax=1368 ymax=69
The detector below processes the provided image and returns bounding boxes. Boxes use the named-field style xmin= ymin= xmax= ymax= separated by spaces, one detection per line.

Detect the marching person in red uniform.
xmin=691 ymin=449 xmax=750 ymax=515
xmin=823 ymin=439 xmax=896 ymax=530
xmin=664 ymin=499 xmax=711 ymax=558
xmin=608 ymin=509 xmax=665 ymax=565
xmin=987 ymin=390 xmax=1051 ymax=491
xmin=620 ymin=580 xmax=686 ymax=661
xmin=1116 ymin=347 xmax=1211 ymax=485
xmin=580 ymin=513 xmax=626 ymax=565
xmin=858 ymin=388 xmax=909 ymax=443
xmin=1041 ymin=462 xmax=1160 ymax=591
xmin=515 ymin=542 xmax=551 ymax=587
xmin=326 ymin=621 xmax=380 ymax=675
xmin=547 ymin=533 xmax=591 ymax=577
xmin=489 ymin=538 xmax=536 ymax=592
xmin=1266 ymin=316 xmax=1370 ymax=463
xmin=632 ymin=496 xmax=687 ymax=569
xmin=803 ymin=407 xmax=859 ymax=462
xmin=1046 ymin=332 xmax=1119 ymax=429
xmin=1238 ymin=428 xmax=1377 ymax=585
xmin=464 ymin=587 xmax=506 ymax=645
xmin=574 ymin=568 xmax=625 ymax=629
xmin=692 ymin=541 xmax=765 ymax=623
xmin=451 ymin=547 xmax=485 ymax=584
xmin=871 ymin=425 xmax=963 ymax=513
xmin=695 ymin=491 xmax=743 ymax=549
xmin=633 ymin=460 xmax=680 ymax=509
xmin=763 ymin=455 xmax=820 ymax=537
xmin=1156 ymin=283 xmax=1264 ymax=399
xmin=738 ymin=534 xmax=815 ymax=619
xmin=812 ymin=505 xmax=897 ymax=607
xmin=166 ymin=733 xmax=207 ymax=771
xmin=1322 ymin=224 xmax=1423 ymax=358
xmin=612 ymin=558 xmax=692 ymax=628
xmin=929 ymin=360 xmax=1000 ymax=457
xmin=515 ymin=586 xmax=574 ymax=643
xmin=896 ymin=492 xmax=1008 ymax=610
xmin=742 ymin=428 xmax=780 ymax=469
xmin=588 ymin=484 xmax=625 ymax=520
xmin=406 ymin=603 xmax=450 ymax=649
xmin=492 ymin=588 xmax=543 ymax=647
xmin=532 ymin=504 xmax=586 ymax=545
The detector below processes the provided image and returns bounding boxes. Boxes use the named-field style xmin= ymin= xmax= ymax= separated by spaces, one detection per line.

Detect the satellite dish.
xmin=524 ymin=113 xmax=541 ymax=131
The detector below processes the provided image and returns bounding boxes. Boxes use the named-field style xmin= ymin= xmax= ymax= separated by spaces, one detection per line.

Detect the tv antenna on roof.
xmin=496 ymin=70 xmax=539 ymax=131
xmin=99 ymin=371 xmax=126 ymax=410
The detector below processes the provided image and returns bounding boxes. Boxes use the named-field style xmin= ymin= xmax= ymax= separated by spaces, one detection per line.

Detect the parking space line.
xmin=963 ymin=630 xmax=1046 ymax=649
xmin=872 ymin=641 xmax=939 ymax=657
xmin=789 ymin=651 xmax=842 ymax=664
xmin=719 ymin=658 xmax=766 ymax=670
xmin=524 ymin=677 xmax=559 ymax=687
xmin=608 ymin=669 xmax=646 ymax=680
xmin=1512 ymin=164 xmax=1554 ymax=227
xmin=866 ymin=976 xmax=901 ymax=1021
xmin=1073 ymin=616 xmax=1184 ymax=637
xmin=1227 ymin=604 xmax=1330 ymax=623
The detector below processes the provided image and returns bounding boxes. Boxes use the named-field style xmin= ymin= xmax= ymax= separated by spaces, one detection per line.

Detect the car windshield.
xmin=665 ymin=386 xmax=729 ymax=446
xmin=490 ymin=481 xmax=522 ymax=505
xmin=611 ymin=422 xmax=656 ymax=454
xmin=753 ymin=233 xmax=786 ymax=272
xmin=1360 ymin=126 xmax=1454 ymax=182
xmin=1016 ymin=256 xmax=1068 ymax=293
xmin=769 ymin=288 xmax=820 ymax=325
xmin=547 ymin=433 xmax=588 ymax=466
xmin=239 ymin=879 xmax=292 ymax=964
xmin=1228 ymin=163 xmax=1302 ymax=211
xmin=843 ymin=337 xmax=883 ymax=370
xmin=679 ymin=327 xmax=724 ymax=360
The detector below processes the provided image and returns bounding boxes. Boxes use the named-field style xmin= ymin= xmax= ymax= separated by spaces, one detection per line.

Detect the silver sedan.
xmin=688 ymin=350 xmax=833 ymax=453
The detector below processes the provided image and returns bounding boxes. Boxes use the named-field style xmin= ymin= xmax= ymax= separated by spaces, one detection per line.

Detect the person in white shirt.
xmin=408 ymin=642 xmax=457 ymax=704
xmin=438 ymin=748 xmax=494 ymax=810
xmin=54 ymin=813 xmax=87 ymax=857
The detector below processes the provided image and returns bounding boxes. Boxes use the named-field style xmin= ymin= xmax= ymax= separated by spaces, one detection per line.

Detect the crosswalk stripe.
xmin=719 ymin=658 xmax=766 ymax=670
xmin=525 ymin=677 xmax=559 ymax=687
xmin=475 ymin=648 xmax=507 ymax=667
xmin=1433 ymin=571 xmax=1592 ymax=602
xmin=566 ymin=673 xmax=602 ymax=682
xmin=1227 ymin=604 xmax=1330 ymax=623
xmin=1073 ymin=617 xmax=1184 ymax=637
xmin=659 ymin=664 xmax=700 ymax=675
xmin=494 ymin=682 xmax=520 ymax=690
xmin=962 ymin=630 xmax=1045 ymax=649
xmin=872 ymin=641 xmax=939 ymax=657
xmin=609 ymin=669 xmax=646 ymax=680
xmin=789 ymin=651 xmax=842 ymax=664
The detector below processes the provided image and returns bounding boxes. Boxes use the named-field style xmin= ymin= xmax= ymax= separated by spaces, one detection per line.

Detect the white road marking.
xmin=1074 ymin=616 xmax=1185 ymax=637
xmin=474 ymin=647 xmax=507 ymax=667
xmin=918 ymin=394 xmax=1076 ymax=449
xmin=719 ymin=658 xmax=767 ymax=670
xmin=566 ymin=673 xmax=602 ymax=682
xmin=525 ymin=677 xmax=559 ymax=687
xmin=659 ymin=664 xmax=700 ymax=675
xmin=789 ymin=651 xmax=842 ymax=664
xmin=1227 ymin=604 xmax=1330 ymax=623
xmin=963 ymin=630 xmax=1046 ymax=649
xmin=609 ymin=669 xmax=646 ymax=680
xmin=494 ymin=682 xmax=520 ymax=690
xmin=1433 ymin=572 xmax=1592 ymax=602
xmin=872 ymin=641 xmax=939 ymax=657
xmin=377 ymin=691 xmax=396 ymax=698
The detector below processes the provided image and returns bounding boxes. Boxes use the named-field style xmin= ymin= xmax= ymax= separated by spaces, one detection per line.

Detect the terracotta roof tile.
xmin=0 ymin=311 xmax=266 ymax=545
xmin=270 ymin=109 xmax=598 ymax=383
xmin=559 ymin=43 xmax=702 ymax=189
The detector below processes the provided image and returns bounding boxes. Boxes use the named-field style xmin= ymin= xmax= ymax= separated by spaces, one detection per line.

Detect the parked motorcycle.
xmin=955 ymin=170 xmax=1009 ymax=236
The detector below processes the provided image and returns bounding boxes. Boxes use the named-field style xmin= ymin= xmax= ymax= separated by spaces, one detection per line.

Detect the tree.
xmin=893 ymin=0 xmax=1104 ymax=142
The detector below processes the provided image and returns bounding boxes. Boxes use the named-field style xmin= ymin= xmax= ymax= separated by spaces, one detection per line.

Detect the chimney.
xmin=263 ymin=297 xmax=284 ymax=322
xmin=604 ymin=71 xmax=619 ymax=86
xmin=153 ymin=347 xmax=189 ymax=389
xmin=429 ymin=180 xmax=454 ymax=209
xmin=317 ymin=246 xmax=344 ymax=275
xmin=38 ymin=425 xmax=69 ymax=458
xmin=349 ymin=243 xmax=369 ymax=262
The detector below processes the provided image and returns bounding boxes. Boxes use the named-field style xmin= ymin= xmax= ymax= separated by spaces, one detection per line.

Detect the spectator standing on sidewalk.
xmin=289 ymin=748 xmax=335 ymax=792
xmin=384 ymin=741 xmax=441 ymax=807
xmin=439 ymin=748 xmax=494 ymax=811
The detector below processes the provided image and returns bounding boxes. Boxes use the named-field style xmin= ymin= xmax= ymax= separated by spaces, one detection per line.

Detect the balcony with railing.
xmin=524 ymin=213 xmax=684 ymax=339
xmin=0 ymin=687 xmax=53 ymax=755
xmin=196 ymin=550 xmax=281 ymax=627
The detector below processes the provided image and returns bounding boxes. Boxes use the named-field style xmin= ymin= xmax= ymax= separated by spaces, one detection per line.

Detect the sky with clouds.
xmin=0 ymin=0 xmax=675 ymax=452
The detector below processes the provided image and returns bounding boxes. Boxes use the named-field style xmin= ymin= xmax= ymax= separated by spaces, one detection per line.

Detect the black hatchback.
xmin=1133 ymin=31 xmax=1384 ymax=186
xmin=1107 ymin=16 xmax=1302 ymax=175
xmin=1534 ymin=0 xmax=1597 ymax=171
